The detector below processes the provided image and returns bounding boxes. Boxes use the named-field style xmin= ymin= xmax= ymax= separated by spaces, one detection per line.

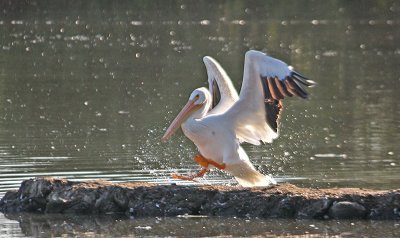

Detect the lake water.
xmin=1 ymin=0 xmax=400 ymax=237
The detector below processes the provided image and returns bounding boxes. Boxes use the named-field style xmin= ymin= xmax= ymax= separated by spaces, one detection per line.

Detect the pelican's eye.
xmin=192 ymin=94 xmax=200 ymax=102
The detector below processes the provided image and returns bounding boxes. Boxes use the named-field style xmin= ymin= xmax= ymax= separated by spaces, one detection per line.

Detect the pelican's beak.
xmin=161 ymin=98 xmax=200 ymax=142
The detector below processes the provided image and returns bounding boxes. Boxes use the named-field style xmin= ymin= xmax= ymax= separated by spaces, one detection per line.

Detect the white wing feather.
xmin=226 ymin=50 xmax=295 ymax=145
xmin=203 ymin=56 xmax=239 ymax=115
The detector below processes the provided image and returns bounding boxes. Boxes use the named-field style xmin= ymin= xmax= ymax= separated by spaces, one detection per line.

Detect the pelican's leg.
xmin=171 ymin=154 xmax=225 ymax=181
xmin=194 ymin=154 xmax=226 ymax=170
xmin=193 ymin=154 xmax=209 ymax=167
xmin=171 ymin=155 xmax=210 ymax=181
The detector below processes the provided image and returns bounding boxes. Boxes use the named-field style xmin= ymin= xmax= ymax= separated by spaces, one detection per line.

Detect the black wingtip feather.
xmin=264 ymin=100 xmax=282 ymax=133
xmin=285 ymin=77 xmax=308 ymax=99
xmin=292 ymin=70 xmax=308 ymax=79
xmin=267 ymin=77 xmax=284 ymax=100
xmin=260 ymin=76 xmax=272 ymax=99
xmin=292 ymin=74 xmax=316 ymax=87
xmin=211 ymin=79 xmax=221 ymax=109
xmin=259 ymin=71 xmax=314 ymax=133
xmin=274 ymin=77 xmax=293 ymax=97
xmin=260 ymin=75 xmax=283 ymax=132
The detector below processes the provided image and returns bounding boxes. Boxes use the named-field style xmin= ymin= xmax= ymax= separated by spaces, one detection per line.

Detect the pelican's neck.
xmin=182 ymin=97 xmax=211 ymax=132
xmin=181 ymin=102 xmax=211 ymax=142
xmin=181 ymin=88 xmax=212 ymax=138
xmin=189 ymin=102 xmax=211 ymax=120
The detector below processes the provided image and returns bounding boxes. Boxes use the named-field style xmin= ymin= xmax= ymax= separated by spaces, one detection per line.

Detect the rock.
xmin=1 ymin=177 xmax=400 ymax=220
xmin=328 ymin=201 xmax=367 ymax=219
xmin=297 ymin=198 xmax=332 ymax=219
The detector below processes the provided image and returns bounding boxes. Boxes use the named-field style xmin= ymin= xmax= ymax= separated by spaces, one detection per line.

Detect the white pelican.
xmin=162 ymin=50 xmax=315 ymax=187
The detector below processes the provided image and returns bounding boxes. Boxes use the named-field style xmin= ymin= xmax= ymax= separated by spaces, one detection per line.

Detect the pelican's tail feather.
xmin=227 ymin=162 xmax=276 ymax=187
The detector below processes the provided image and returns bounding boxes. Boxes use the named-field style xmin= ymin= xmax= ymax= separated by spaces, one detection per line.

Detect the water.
xmin=1 ymin=0 xmax=400 ymax=236
xmin=1 ymin=213 xmax=400 ymax=238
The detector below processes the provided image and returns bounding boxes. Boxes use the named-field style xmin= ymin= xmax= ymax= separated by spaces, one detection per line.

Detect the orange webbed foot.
xmin=171 ymin=167 xmax=208 ymax=181
xmin=171 ymin=173 xmax=195 ymax=181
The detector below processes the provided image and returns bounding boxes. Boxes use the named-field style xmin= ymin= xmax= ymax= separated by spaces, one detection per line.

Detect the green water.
xmin=1 ymin=0 xmax=399 ymax=237
xmin=1 ymin=213 xmax=400 ymax=237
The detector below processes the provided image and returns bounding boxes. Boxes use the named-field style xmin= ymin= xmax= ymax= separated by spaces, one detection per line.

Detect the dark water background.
xmin=1 ymin=0 xmax=399 ymax=237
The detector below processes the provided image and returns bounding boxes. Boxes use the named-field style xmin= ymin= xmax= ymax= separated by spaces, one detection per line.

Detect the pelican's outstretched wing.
xmin=203 ymin=56 xmax=239 ymax=115
xmin=226 ymin=50 xmax=315 ymax=145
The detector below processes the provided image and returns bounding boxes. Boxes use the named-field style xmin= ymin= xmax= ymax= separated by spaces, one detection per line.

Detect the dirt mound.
xmin=1 ymin=177 xmax=399 ymax=219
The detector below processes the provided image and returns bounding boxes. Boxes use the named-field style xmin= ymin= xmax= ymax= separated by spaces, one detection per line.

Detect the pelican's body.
xmin=182 ymin=110 xmax=235 ymax=164
xmin=162 ymin=50 xmax=315 ymax=187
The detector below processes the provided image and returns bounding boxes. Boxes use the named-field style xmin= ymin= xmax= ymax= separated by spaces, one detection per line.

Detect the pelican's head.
xmin=188 ymin=87 xmax=212 ymax=114
xmin=161 ymin=87 xmax=211 ymax=142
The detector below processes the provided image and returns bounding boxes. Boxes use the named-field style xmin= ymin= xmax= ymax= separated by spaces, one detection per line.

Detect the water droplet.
xmin=200 ymin=20 xmax=210 ymax=25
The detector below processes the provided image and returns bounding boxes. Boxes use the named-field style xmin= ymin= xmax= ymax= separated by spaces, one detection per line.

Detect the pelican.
xmin=162 ymin=50 xmax=315 ymax=187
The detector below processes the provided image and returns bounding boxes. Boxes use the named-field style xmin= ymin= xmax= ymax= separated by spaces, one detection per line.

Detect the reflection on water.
xmin=1 ymin=213 xmax=400 ymax=238
xmin=0 ymin=0 xmax=400 ymax=236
